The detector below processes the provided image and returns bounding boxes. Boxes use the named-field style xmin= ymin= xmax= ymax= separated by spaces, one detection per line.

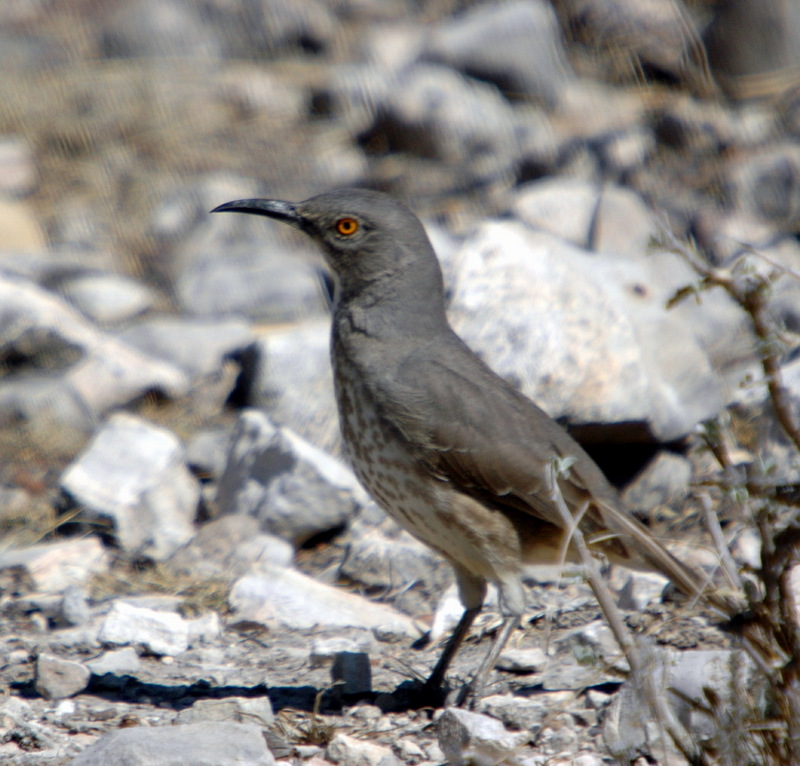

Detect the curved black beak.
xmin=210 ymin=198 xmax=304 ymax=229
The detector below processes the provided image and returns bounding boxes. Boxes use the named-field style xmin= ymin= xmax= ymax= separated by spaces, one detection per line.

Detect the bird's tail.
xmin=592 ymin=498 xmax=744 ymax=618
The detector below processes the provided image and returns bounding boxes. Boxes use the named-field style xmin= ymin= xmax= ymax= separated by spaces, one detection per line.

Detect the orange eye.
xmin=335 ymin=217 xmax=359 ymax=236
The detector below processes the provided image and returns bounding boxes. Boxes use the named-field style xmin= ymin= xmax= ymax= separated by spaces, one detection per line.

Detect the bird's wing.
xmin=376 ymin=335 xmax=736 ymax=612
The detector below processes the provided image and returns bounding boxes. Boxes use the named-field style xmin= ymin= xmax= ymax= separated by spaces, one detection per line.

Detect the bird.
xmin=212 ymin=188 xmax=738 ymax=705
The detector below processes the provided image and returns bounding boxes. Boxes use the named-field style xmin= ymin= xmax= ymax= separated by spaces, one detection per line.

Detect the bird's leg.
xmin=454 ymin=615 xmax=518 ymax=708
xmin=422 ymin=604 xmax=481 ymax=697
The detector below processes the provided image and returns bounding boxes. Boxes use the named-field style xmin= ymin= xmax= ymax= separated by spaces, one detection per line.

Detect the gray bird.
xmin=212 ymin=188 xmax=736 ymax=705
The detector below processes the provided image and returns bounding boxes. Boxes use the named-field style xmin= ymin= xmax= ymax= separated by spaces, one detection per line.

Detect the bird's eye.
xmin=335 ymin=217 xmax=359 ymax=236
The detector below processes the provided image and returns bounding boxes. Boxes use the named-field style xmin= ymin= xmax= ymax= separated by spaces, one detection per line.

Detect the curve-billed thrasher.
xmin=212 ymin=188 xmax=734 ymax=704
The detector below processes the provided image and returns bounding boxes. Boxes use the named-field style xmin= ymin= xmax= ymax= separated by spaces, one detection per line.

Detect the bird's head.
xmin=212 ymin=188 xmax=440 ymax=300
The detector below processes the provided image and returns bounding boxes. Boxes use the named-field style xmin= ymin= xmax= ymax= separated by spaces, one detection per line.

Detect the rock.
xmin=69 ymin=721 xmax=275 ymax=766
xmin=174 ymin=201 xmax=327 ymax=321
xmin=59 ymin=585 xmax=91 ymax=627
xmin=558 ymin=0 xmax=710 ymax=91
xmin=85 ymin=647 xmax=141 ymax=677
xmin=100 ymin=0 xmax=222 ymax=59
xmin=247 ymin=319 xmax=340 ymax=454
xmin=34 ymin=654 xmax=91 ymax=699
xmin=424 ymin=0 xmax=572 ymax=106
xmin=186 ymin=611 xmax=221 ymax=646
xmin=60 ymin=413 xmax=200 ymax=561
xmin=332 ymin=63 xmax=520 ymax=188
xmin=211 ymin=0 xmax=339 ymax=59
xmin=185 ymin=427 xmax=233 ymax=480
xmin=339 ymin=507 xmax=451 ymax=606
xmin=537 ymin=711 xmax=579 ymax=757
xmin=621 ymin=451 xmax=692 ymax=513
xmin=216 ymin=409 xmax=364 ymax=545
xmin=214 ymin=65 xmax=306 ymax=126
xmin=98 ymin=601 xmax=189 ymax=656
xmin=446 ymin=221 xmax=724 ymax=441
xmin=310 ymin=634 xmax=376 ymax=668
xmin=437 ymin=708 xmax=527 ymax=765
xmin=174 ymin=697 xmax=274 ymax=727
xmin=724 ymin=142 xmax=800 ymax=229
xmin=604 ymin=648 xmax=765 ymax=761
xmin=705 ymin=0 xmax=800 ymax=99
xmin=229 ymin=564 xmax=420 ymax=638
xmin=326 ymin=733 xmax=401 ymax=766
xmin=169 ymin=515 xmax=294 ymax=580
xmin=0 ymin=135 xmax=37 ymax=196
xmin=0 ymin=696 xmax=60 ymax=755
xmin=331 ymin=651 xmax=372 ymax=696
xmin=479 ymin=692 xmax=572 ymax=733
xmin=119 ymin=316 xmax=254 ymax=381
xmin=511 ymin=177 xmax=601 ymax=250
xmin=512 ymin=175 xmax=662 ymax=256
xmin=496 ymin=646 xmax=546 ymax=673
xmin=0 ymin=276 xmax=188 ymax=431
xmin=541 ymin=620 xmax=627 ymax=690
xmin=59 ymin=272 xmax=155 ymax=325
xmin=615 ymin=571 xmax=669 ymax=612
xmin=0 ymin=537 xmax=109 ymax=595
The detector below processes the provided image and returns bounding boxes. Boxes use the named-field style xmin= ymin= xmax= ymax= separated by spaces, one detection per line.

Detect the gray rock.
xmin=85 ymin=647 xmax=141 ymax=677
xmin=615 ymin=571 xmax=669 ymax=612
xmin=340 ymin=507 xmax=450 ymax=596
xmin=217 ymin=409 xmax=364 ymax=545
xmin=424 ymin=0 xmax=572 ymax=106
xmin=214 ymin=66 xmax=306 ymax=126
xmin=0 ymin=276 xmax=188 ymax=431
xmin=60 ymin=413 xmax=200 ymax=561
xmin=174 ymin=697 xmax=274 ymax=727
xmin=59 ymin=272 xmax=155 ymax=325
xmin=724 ymin=142 xmax=800 ymax=228
xmin=437 ymin=708 xmax=527 ymax=766
xmin=248 ymin=319 xmax=340 ymax=454
xmin=69 ymin=721 xmax=275 ymax=766
xmin=621 ymin=451 xmax=693 ymax=512
xmin=558 ymin=0 xmax=710 ymax=90
xmin=604 ymin=648 xmax=765 ymax=761
xmin=512 ymin=179 xmax=659 ymax=260
xmin=100 ymin=0 xmax=223 ymax=60
xmin=496 ymin=646 xmax=546 ymax=673
xmin=479 ymin=692 xmax=572 ymax=734
xmin=706 ymin=0 xmax=800 ymax=99
xmin=185 ymin=427 xmax=233 ymax=480
xmin=310 ymin=634 xmax=376 ymax=667
xmin=327 ymin=733 xmax=402 ymax=766
xmin=331 ymin=63 xmax=520 ymax=188
xmin=537 ymin=711 xmax=579 ymax=757
xmin=229 ymin=564 xmax=420 ymax=638
xmin=541 ymin=620 xmax=627 ymax=691
xmin=511 ymin=177 xmax=601 ymax=250
xmin=446 ymin=221 xmax=725 ymax=441
xmin=0 ymin=537 xmax=109 ymax=594
xmin=173 ymin=203 xmax=327 ymax=321
xmin=331 ymin=651 xmax=372 ymax=696
xmin=34 ymin=654 xmax=90 ymax=700
xmin=98 ymin=601 xmax=189 ymax=656
xmin=59 ymin=585 xmax=91 ymax=627
xmin=168 ymin=514 xmax=294 ymax=580
xmin=119 ymin=316 xmax=254 ymax=381
xmin=210 ymin=0 xmax=338 ymax=59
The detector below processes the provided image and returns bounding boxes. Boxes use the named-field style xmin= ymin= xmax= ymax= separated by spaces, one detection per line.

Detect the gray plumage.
xmin=213 ymin=188 xmax=736 ymax=703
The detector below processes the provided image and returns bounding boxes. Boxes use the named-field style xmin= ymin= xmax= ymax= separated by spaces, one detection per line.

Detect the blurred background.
xmin=2 ymin=1 xmax=800 ymax=761
xmin=1 ymin=0 xmax=800 ymax=558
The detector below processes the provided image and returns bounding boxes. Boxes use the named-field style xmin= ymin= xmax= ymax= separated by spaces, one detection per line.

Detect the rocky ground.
xmin=1 ymin=1 xmax=800 ymax=764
